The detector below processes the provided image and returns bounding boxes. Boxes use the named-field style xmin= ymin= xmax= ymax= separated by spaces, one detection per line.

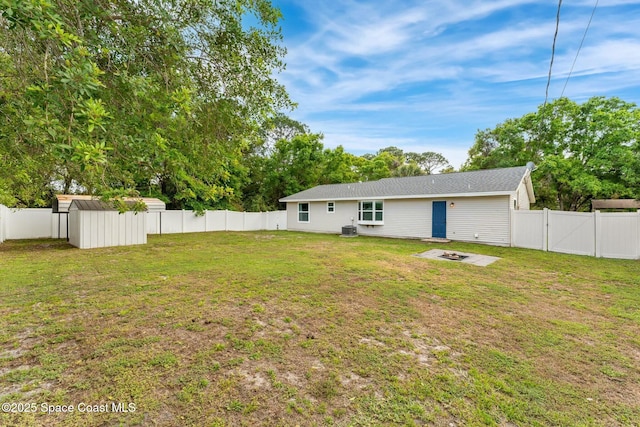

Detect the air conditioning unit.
xmin=341 ymin=225 xmax=357 ymax=236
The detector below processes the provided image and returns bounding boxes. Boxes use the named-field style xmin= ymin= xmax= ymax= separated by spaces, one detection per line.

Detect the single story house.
xmin=279 ymin=165 xmax=536 ymax=245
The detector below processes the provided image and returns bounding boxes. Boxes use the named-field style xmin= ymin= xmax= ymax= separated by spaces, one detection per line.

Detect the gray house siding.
xmin=286 ymin=199 xmax=432 ymax=238
xmin=354 ymin=196 xmax=511 ymax=243
xmin=286 ymin=196 xmax=514 ymax=244
xmin=287 ymin=201 xmax=356 ymax=234
xmin=355 ymin=199 xmax=431 ymax=239
xmin=446 ymin=196 xmax=511 ymax=244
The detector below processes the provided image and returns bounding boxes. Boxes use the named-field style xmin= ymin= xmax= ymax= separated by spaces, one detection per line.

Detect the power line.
xmin=544 ymin=0 xmax=563 ymax=109
xmin=560 ymin=0 xmax=599 ymax=98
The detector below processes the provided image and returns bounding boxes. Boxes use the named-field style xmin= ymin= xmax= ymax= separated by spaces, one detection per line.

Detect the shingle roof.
xmin=280 ymin=166 xmax=531 ymax=202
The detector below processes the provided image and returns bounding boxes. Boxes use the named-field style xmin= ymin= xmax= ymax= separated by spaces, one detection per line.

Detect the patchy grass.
xmin=1 ymin=231 xmax=639 ymax=426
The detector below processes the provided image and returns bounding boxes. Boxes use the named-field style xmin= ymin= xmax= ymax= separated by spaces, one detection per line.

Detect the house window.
xmin=298 ymin=203 xmax=309 ymax=222
xmin=358 ymin=200 xmax=383 ymax=224
xmin=327 ymin=202 xmax=335 ymax=213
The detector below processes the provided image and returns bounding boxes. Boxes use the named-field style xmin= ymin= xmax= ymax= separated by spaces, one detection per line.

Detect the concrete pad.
xmin=413 ymin=249 xmax=501 ymax=267
xmin=421 ymin=237 xmax=451 ymax=243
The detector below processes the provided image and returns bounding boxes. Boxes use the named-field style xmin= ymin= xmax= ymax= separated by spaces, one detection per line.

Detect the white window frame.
xmin=358 ymin=200 xmax=384 ymax=225
xmin=298 ymin=202 xmax=310 ymax=223
xmin=327 ymin=201 xmax=335 ymax=213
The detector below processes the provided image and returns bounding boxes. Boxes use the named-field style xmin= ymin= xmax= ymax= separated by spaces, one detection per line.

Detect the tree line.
xmin=243 ymin=113 xmax=451 ymax=211
xmin=1 ymin=2 xmax=638 ymax=212
xmin=1 ymin=0 xmax=290 ymax=210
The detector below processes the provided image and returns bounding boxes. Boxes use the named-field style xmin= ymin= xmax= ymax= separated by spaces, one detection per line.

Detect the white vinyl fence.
xmin=0 ymin=207 xmax=62 ymax=241
xmin=146 ymin=210 xmax=286 ymax=234
xmin=3 ymin=204 xmax=638 ymax=260
xmin=0 ymin=206 xmax=286 ymax=242
xmin=512 ymin=208 xmax=640 ymax=259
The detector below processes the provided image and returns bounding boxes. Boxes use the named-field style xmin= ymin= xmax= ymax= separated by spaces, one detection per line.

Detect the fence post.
xmin=510 ymin=209 xmax=514 ymax=247
xmin=543 ymin=208 xmax=549 ymax=252
xmin=637 ymin=210 xmax=640 ymax=260
xmin=224 ymin=210 xmax=228 ymax=231
xmin=594 ymin=210 xmax=601 ymax=258
xmin=0 ymin=204 xmax=5 ymax=243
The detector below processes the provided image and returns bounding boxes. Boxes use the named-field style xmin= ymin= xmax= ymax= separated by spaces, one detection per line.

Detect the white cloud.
xmin=275 ymin=0 xmax=640 ymax=167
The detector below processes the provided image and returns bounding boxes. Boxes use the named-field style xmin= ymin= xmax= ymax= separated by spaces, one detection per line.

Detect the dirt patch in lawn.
xmin=0 ymin=328 xmax=55 ymax=400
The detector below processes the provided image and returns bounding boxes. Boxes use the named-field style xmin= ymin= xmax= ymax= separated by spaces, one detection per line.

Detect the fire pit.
xmin=439 ymin=251 xmax=469 ymax=261
xmin=414 ymin=249 xmax=501 ymax=267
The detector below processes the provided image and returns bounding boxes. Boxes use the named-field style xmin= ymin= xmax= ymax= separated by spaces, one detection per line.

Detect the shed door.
xmin=432 ymin=201 xmax=447 ymax=238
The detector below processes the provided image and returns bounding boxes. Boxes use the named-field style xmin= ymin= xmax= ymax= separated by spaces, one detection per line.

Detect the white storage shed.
xmin=68 ymin=200 xmax=147 ymax=249
xmin=53 ymin=195 xmax=166 ymax=239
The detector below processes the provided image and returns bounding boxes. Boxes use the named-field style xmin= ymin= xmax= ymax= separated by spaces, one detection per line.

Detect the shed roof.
xmin=280 ymin=166 xmax=533 ymax=202
xmin=54 ymin=195 xmax=165 ymax=212
xmin=69 ymin=200 xmax=118 ymax=211
xmin=68 ymin=199 xmax=147 ymax=211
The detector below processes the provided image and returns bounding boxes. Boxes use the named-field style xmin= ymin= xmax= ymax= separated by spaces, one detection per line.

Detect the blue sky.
xmin=271 ymin=0 xmax=640 ymax=170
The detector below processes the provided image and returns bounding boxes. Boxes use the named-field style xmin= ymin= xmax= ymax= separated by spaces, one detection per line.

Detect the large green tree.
xmin=0 ymin=0 xmax=291 ymax=208
xmin=464 ymin=97 xmax=640 ymax=211
xmin=251 ymin=133 xmax=360 ymax=210
xmin=241 ymin=114 xmax=310 ymax=211
xmin=405 ymin=151 xmax=451 ymax=174
xmin=358 ymin=147 xmax=451 ymax=179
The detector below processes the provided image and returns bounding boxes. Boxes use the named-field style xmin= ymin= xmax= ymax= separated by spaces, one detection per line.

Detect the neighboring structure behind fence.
xmin=0 ymin=206 xmax=286 ymax=241
xmin=511 ymin=208 xmax=640 ymax=259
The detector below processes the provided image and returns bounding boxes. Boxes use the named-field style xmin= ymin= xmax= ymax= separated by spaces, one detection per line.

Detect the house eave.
xmin=280 ymin=191 xmax=515 ymax=203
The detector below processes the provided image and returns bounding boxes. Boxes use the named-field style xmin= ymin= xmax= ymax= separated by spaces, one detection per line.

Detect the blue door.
xmin=432 ymin=201 xmax=447 ymax=238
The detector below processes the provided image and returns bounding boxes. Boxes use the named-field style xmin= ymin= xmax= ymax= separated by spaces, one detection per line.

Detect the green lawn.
xmin=1 ymin=232 xmax=639 ymax=426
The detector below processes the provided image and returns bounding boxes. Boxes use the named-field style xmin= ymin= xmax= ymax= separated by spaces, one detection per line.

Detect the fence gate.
xmin=547 ymin=210 xmax=595 ymax=256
